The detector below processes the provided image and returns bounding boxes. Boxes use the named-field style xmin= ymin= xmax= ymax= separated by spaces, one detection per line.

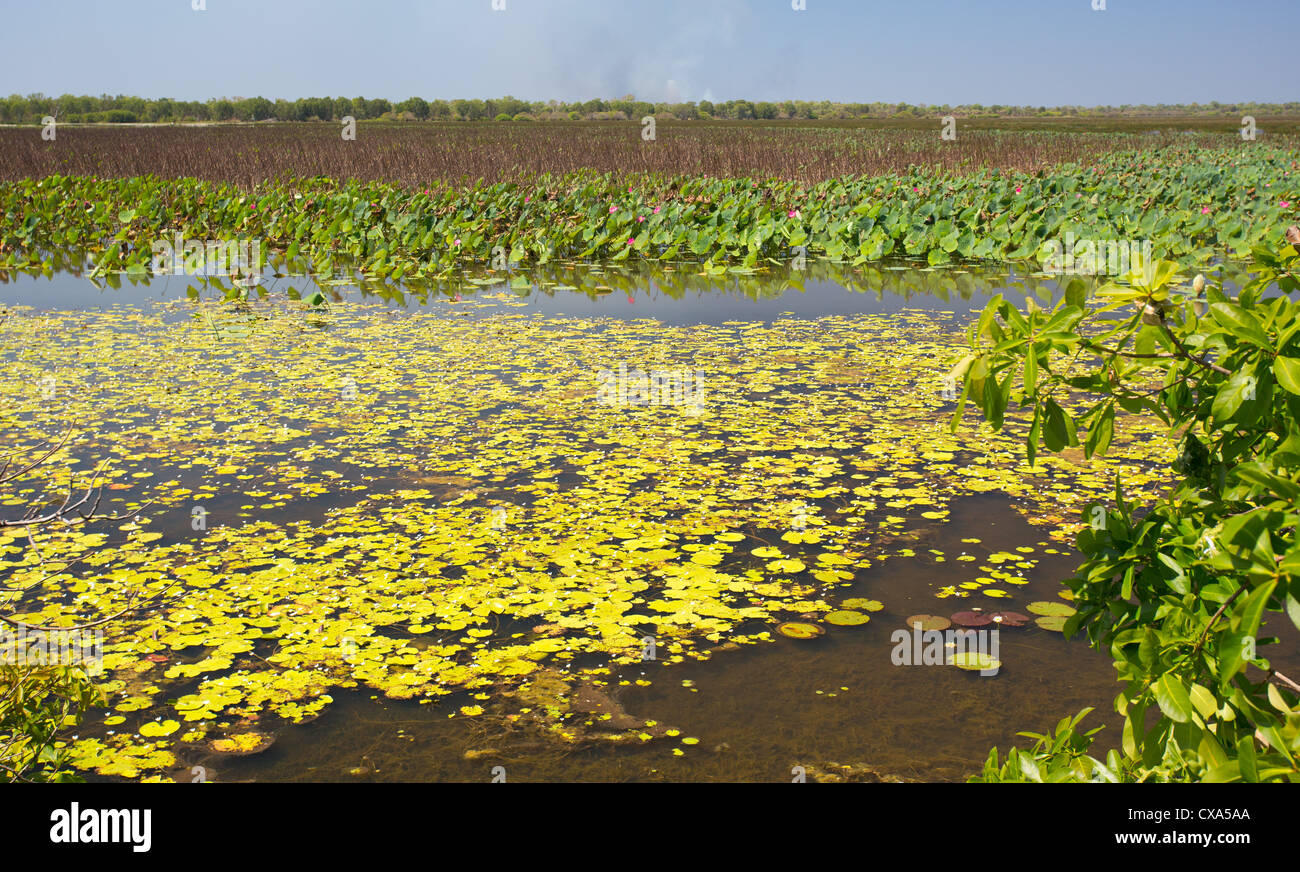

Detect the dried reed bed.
xmin=0 ymin=121 xmax=1265 ymax=188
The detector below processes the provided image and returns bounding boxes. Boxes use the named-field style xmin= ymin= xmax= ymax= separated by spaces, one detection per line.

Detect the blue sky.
xmin=0 ymin=0 xmax=1290 ymax=105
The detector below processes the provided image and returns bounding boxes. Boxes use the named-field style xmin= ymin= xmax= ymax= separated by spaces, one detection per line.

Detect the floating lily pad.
xmin=904 ymin=614 xmax=951 ymax=631
xmin=777 ymin=622 xmax=825 ymax=639
xmin=1026 ymin=601 xmax=1076 ymax=617
xmin=841 ymin=598 xmax=884 ymax=612
xmin=824 ymin=610 xmax=870 ymax=626
xmin=1035 ymin=615 xmax=1069 ymax=632
xmin=951 ymin=610 xmax=993 ymax=627
xmin=208 ymin=732 xmax=275 ymax=756
xmin=2 ymin=241 xmax=1193 ymax=782
xmin=950 ymin=651 xmax=1001 ymax=672
xmin=138 ymin=719 xmax=179 ymax=738
xmin=989 ymin=611 xmax=1030 ymax=627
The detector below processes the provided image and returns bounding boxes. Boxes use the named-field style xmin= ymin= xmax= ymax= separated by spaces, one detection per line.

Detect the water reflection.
xmin=0 ymin=253 xmax=1266 ymax=326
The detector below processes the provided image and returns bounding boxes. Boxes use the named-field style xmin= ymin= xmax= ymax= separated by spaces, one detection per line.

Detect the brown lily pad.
xmin=904 ymin=614 xmax=951 ymax=632
xmin=989 ymin=611 xmax=1030 ymax=627
xmin=951 ymin=610 xmax=993 ymax=627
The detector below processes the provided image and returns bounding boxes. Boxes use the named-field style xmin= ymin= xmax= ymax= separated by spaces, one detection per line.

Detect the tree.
xmin=299 ymin=97 xmax=333 ymax=121
xmin=209 ymin=100 xmax=235 ymax=121
xmin=396 ymin=97 xmax=429 ymax=120
xmin=956 ymin=245 xmax=1300 ymax=782
xmin=668 ymin=102 xmax=699 ymax=121
xmin=733 ymin=100 xmax=756 ymax=120
xmin=453 ymin=99 xmax=486 ymax=121
xmin=238 ymin=96 xmax=274 ymax=121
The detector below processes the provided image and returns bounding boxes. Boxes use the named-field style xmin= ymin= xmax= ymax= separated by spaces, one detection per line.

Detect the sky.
xmin=0 ymin=0 xmax=1292 ymax=106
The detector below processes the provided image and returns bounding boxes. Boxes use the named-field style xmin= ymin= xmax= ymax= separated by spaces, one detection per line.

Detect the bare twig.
xmin=0 ymin=424 xmax=74 ymax=485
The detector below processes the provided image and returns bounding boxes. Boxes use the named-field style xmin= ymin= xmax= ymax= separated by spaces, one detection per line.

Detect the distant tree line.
xmin=3 ymin=93 xmax=1297 ymax=124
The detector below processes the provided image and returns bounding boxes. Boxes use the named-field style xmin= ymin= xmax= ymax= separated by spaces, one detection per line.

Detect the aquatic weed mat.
xmin=0 ymin=293 xmax=1174 ymax=779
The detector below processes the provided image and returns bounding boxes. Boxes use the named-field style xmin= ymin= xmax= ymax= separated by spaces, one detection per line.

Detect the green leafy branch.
xmin=957 ymin=243 xmax=1300 ymax=783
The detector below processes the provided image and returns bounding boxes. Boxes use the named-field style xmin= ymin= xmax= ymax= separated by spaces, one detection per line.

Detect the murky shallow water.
xmin=202 ymin=495 xmax=1114 ymax=783
xmin=2 ymin=260 xmax=1281 ymax=782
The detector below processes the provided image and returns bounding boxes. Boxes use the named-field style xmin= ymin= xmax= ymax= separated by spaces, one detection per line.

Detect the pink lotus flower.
xmin=609 ymin=205 xmax=618 ymax=213
xmin=1201 ymin=207 xmax=1211 ymax=214
xmin=1014 ymin=186 xmax=1022 ymax=194
xmin=913 ymin=186 xmax=920 ymax=193
xmin=1282 ymin=201 xmax=1292 ymax=208
xmin=636 ymin=215 xmax=645 ymax=222
xmin=524 ymin=195 xmax=530 ymax=203
xmin=453 ymin=238 xmax=461 ymax=246
xmin=652 ymin=206 xmax=661 ymax=214
xmin=626 ymin=237 xmax=635 ymax=245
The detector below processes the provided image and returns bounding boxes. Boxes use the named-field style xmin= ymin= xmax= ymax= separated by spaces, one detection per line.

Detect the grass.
xmin=2 ymin=120 xmax=1292 ymax=187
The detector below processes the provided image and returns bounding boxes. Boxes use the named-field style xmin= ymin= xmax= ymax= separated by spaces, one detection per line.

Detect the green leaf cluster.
xmin=961 ymin=244 xmax=1300 ymax=782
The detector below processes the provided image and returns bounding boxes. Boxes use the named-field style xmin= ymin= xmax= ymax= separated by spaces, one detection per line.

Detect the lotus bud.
xmin=1192 ymin=273 xmax=1205 ymax=294
xmin=1192 ymin=299 xmax=1208 ymax=317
